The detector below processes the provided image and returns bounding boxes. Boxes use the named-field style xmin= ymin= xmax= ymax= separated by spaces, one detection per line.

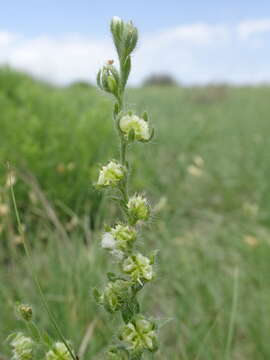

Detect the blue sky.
xmin=1 ymin=0 xmax=270 ymax=84
xmin=2 ymin=0 xmax=270 ymax=36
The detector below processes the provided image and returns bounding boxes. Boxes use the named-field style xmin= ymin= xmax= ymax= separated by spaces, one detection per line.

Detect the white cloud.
xmin=0 ymin=19 xmax=270 ymax=85
xmin=237 ymin=19 xmax=270 ymax=39
xmin=0 ymin=31 xmax=18 ymax=46
xmin=7 ymin=35 xmax=114 ymax=83
xmin=153 ymin=23 xmax=229 ymax=45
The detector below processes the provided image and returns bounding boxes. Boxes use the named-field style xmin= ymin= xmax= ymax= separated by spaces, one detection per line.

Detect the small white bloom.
xmin=119 ymin=114 xmax=150 ymax=141
xmin=102 ymin=232 xmax=116 ymax=250
xmin=97 ymin=161 xmax=125 ymax=187
xmin=102 ymin=225 xmax=136 ymax=257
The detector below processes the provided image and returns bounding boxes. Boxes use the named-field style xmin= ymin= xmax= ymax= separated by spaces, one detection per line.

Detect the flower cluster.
xmin=102 ymin=224 xmax=136 ymax=259
xmin=10 ymin=333 xmax=34 ymax=360
xmin=95 ymin=16 xmax=158 ymax=359
xmin=97 ymin=279 xmax=131 ymax=313
xmin=10 ymin=303 xmax=76 ymax=360
xmin=122 ymin=253 xmax=154 ymax=284
xmin=97 ymin=160 xmax=125 ymax=188
xmin=120 ymin=316 xmax=158 ymax=355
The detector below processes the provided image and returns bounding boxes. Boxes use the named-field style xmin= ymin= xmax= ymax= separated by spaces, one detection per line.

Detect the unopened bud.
xmin=127 ymin=194 xmax=150 ymax=223
xmin=18 ymin=304 xmax=33 ymax=322
xmin=110 ymin=17 xmax=138 ymax=60
xmin=97 ymin=63 xmax=120 ymax=97
xmin=101 ymin=280 xmax=131 ymax=313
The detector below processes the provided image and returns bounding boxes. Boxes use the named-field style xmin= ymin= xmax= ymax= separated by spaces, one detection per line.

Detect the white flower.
xmin=119 ymin=114 xmax=150 ymax=141
xmin=11 ymin=333 xmax=34 ymax=360
xmin=97 ymin=161 xmax=125 ymax=187
xmin=102 ymin=232 xmax=116 ymax=250
xmin=46 ymin=342 xmax=73 ymax=360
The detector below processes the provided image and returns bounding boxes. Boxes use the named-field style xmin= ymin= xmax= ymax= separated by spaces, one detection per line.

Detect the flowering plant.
xmin=8 ymin=16 xmax=159 ymax=360
xmin=94 ymin=16 xmax=158 ymax=359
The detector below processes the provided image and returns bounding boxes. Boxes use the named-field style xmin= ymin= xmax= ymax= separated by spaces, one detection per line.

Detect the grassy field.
xmin=1 ymin=68 xmax=270 ymax=359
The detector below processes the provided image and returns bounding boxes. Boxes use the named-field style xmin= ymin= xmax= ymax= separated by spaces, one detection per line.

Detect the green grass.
xmin=1 ymin=68 xmax=270 ymax=359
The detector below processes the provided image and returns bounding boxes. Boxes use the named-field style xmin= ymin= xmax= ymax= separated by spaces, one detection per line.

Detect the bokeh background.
xmin=1 ymin=1 xmax=270 ymax=359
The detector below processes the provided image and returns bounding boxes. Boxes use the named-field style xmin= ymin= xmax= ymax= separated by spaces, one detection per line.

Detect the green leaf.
xmin=128 ymin=129 xmax=135 ymax=143
xmin=107 ymin=76 xmax=117 ymax=95
xmin=93 ymin=288 xmax=102 ymax=303
xmin=114 ymin=102 xmax=120 ymax=117
xmin=41 ymin=331 xmax=54 ymax=348
xmin=122 ymin=305 xmax=133 ymax=323
xmin=107 ymin=272 xmax=118 ymax=282
xmin=122 ymin=56 xmax=131 ymax=88
xmin=96 ymin=69 xmax=102 ymax=89
xmin=27 ymin=322 xmax=40 ymax=342
xmin=142 ymin=111 xmax=148 ymax=122
xmin=149 ymin=249 xmax=159 ymax=265
xmin=121 ymin=298 xmax=140 ymax=323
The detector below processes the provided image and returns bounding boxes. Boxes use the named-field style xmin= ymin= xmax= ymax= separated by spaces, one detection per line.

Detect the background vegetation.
xmin=1 ymin=67 xmax=270 ymax=359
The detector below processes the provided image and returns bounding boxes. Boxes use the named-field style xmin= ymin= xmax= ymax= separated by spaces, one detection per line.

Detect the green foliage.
xmin=0 ymin=66 xmax=115 ymax=232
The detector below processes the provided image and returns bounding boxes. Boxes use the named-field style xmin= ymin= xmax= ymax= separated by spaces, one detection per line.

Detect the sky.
xmin=0 ymin=0 xmax=270 ymax=85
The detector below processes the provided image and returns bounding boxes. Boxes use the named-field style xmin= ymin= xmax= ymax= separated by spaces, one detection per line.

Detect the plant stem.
xmin=118 ymin=92 xmax=129 ymax=208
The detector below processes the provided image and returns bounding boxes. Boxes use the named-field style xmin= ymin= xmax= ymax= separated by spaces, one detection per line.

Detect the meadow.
xmin=1 ymin=67 xmax=270 ymax=359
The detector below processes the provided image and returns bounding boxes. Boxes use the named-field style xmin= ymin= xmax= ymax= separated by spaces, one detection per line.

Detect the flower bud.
xmin=97 ymin=62 xmax=120 ymax=97
xmin=122 ymin=253 xmax=153 ymax=284
xmin=111 ymin=224 xmax=136 ymax=251
xmin=110 ymin=17 xmax=124 ymax=54
xmin=110 ymin=17 xmax=138 ymax=60
xmin=45 ymin=342 xmax=73 ymax=360
xmin=127 ymin=195 xmax=150 ymax=223
xmin=119 ymin=315 xmax=158 ymax=353
xmin=124 ymin=21 xmax=138 ymax=57
xmin=100 ymin=280 xmax=131 ymax=313
xmin=119 ymin=114 xmax=151 ymax=142
xmin=18 ymin=304 xmax=33 ymax=322
xmin=10 ymin=333 xmax=34 ymax=360
xmin=97 ymin=161 xmax=125 ymax=188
